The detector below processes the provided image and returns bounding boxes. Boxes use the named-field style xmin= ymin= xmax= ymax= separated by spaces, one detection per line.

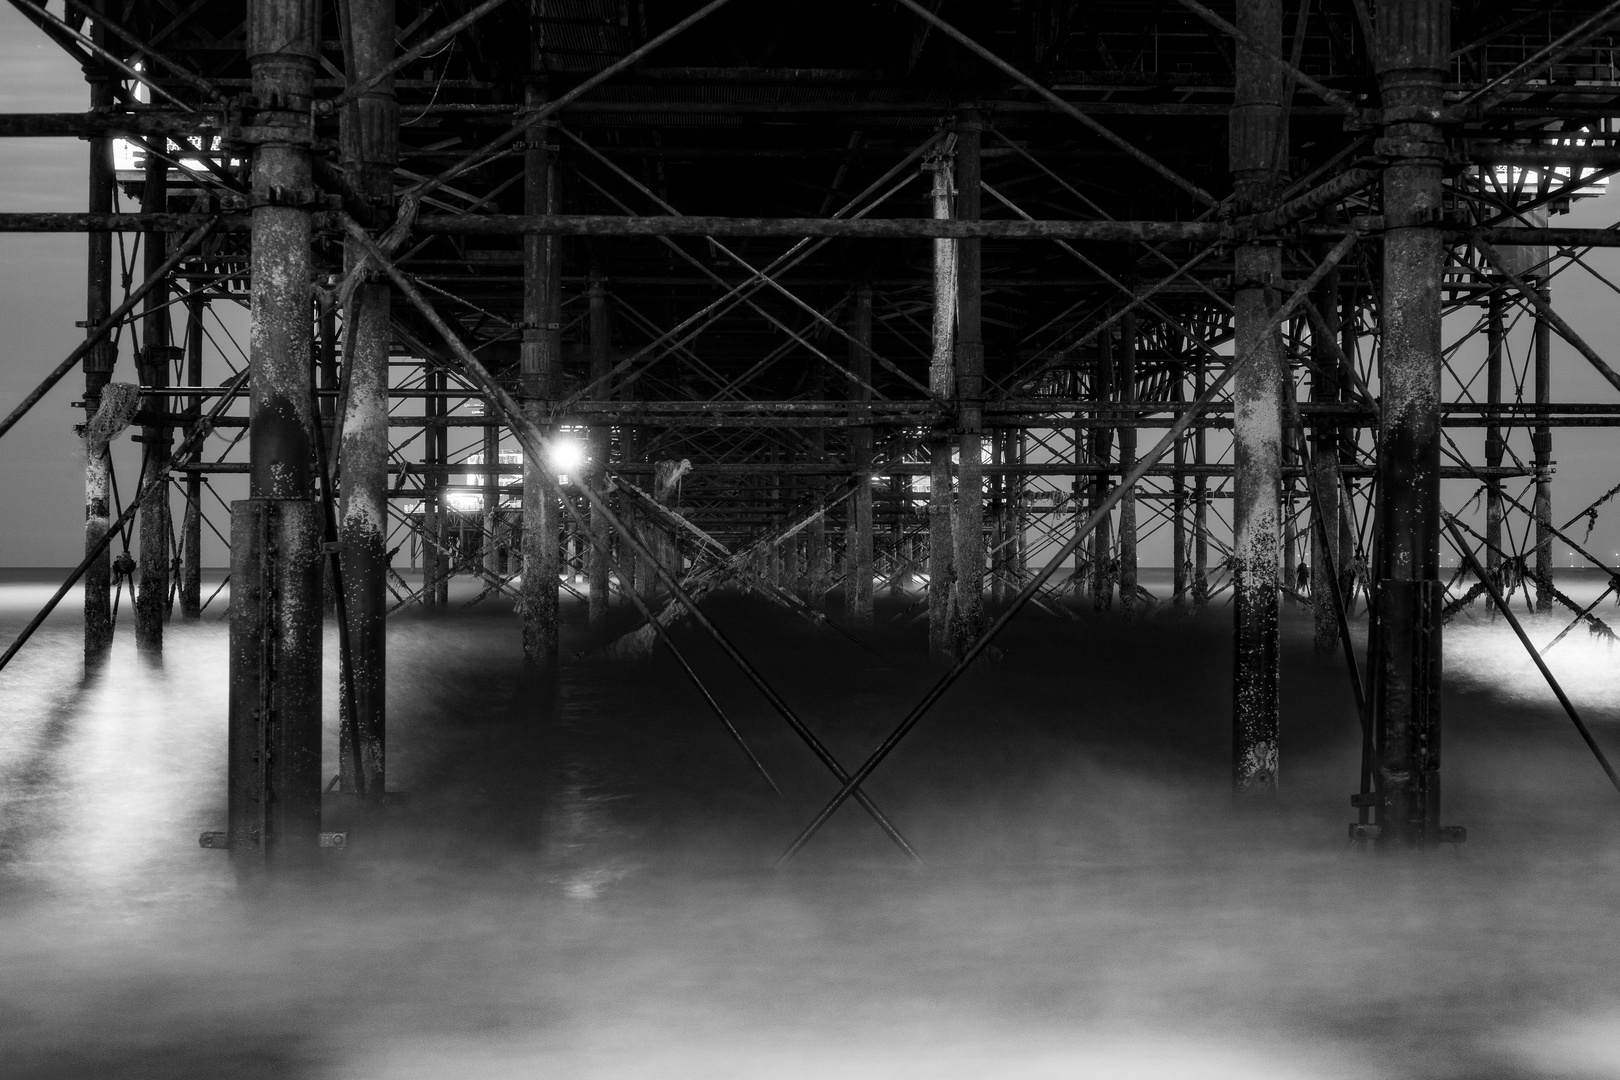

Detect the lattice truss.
xmin=6 ymin=2 xmax=1620 ymax=793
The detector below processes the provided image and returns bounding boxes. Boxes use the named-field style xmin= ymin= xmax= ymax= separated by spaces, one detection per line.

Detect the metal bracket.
xmin=319 ymin=832 xmax=348 ymax=849
xmin=198 ymin=830 xmax=229 ymax=849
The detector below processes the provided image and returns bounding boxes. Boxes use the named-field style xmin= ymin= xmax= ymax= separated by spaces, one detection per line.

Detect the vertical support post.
xmin=82 ymin=24 xmax=115 ymax=666
xmin=1371 ymin=0 xmax=1448 ymax=846
xmin=180 ymin=294 xmax=204 ymax=618
xmin=520 ymin=80 xmax=561 ymax=666
xmin=1339 ymin=292 xmax=1360 ymax=611
xmin=951 ymin=107 xmax=985 ymax=654
xmin=846 ymin=283 xmax=874 ymax=625
xmin=1230 ymin=0 xmax=1286 ymax=793
xmin=1172 ymin=358 xmax=1188 ymax=606
xmin=230 ymin=0 xmax=323 ymax=871
xmin=1072 ymin=417 xmax=1084 ymax=596
xmin=988 ymin=429 xmax=1004 ymax=605
xmin=587 ymin=272 xmax=612 ymax=624
xmin=1311 ymin=255 xmax=1342 ymax=651
xmin=1091 ymin=320 xmax=1114 ymax=610
xmin=1118 ymin=304 xmax=1139 ymax=619
xmin=1011 ymin=429 xmax=1026 ymax=586
xmin=1533 ymin=279 xmax=1553 ymax=612
xmin=421 ymin=366 xmax=442 ymax=609
xmin=1484 ymin=288 xmax=1504 ymax=583
xmin=484 ymin=423 xmax=502 ymax=573
xmin=434 ymin=368 xmax=451 ymax=608
xmin=1193 ymin=355 xmax=1210 ymax=604
xmin=926 ymin=146 xmax=956 ymax=662
xmin=806 ymin=360 xmax=829 ymax=609
xmin=135 ymin=151 xmax=173 ymax=653
xmin=338 ymin=0 xmax=395 ymax=797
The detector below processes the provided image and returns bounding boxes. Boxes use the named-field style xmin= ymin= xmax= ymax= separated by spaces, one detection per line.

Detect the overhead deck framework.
xmin=5 ymin=0 xmax=1620 ymax=865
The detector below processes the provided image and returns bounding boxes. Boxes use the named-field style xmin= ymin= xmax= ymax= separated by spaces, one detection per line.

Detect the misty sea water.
xmin=1 ymin=568 xmax=1619 ymax=1079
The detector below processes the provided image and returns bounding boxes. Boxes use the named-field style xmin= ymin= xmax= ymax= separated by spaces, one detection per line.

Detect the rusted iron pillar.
xmin=1311 ymin=256 xmax=1342 ymax=652
xmin=135 ymin=152 xmax=173 ymax=653
xmin=1484 ymin=290 xmax=1505 ymax=584
xmin=82 ymin=51 xmax=115 ymax=665
xmin=1172 ymin=358 xmax=1188 ymax=606
xmin=987 ymin=431 xmax=1002 ymax=604
xmin=846 ymin=283 xmax=875 ymax=625
xmin=1533 ymin=280 xmax=1553 ymax=612
xmin=520 ymin=80 xmax=561 ymax=666
xmin=228 ymin=0 xmax=324 ymax=871
xmin=179 ymin=294 xmax=204 ymax=618
xmin=421 ymin=367 xmax=443 ymax=608
xmin=951 ymin=107 xmax=985 ymax=654
xmin=1230 ymin=0 xmax=1286 ymax=793
xmin=805 ymin=360 xmax=829 ymax=609
xmin=588 ymin=272 xmax=612 ymax=625
xmin=1193 ymin=355 xmax=1210 ymax=604
xmin=337 ymin=0 xmax=395 ymax=798
xmin=1118 ymin=305 xmax=1139 ymax=619
xmin=1090 ymin=320 xmax=1114 ymax=611
xmin=926 ymin=147 xmax=956 ymax=662
xmin=1370 ymin=0 xmax=1448 ymax=846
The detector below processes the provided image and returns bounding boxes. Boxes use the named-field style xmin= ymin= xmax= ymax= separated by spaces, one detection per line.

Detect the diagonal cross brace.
xmin=342 ymin=216 xmax=922 ymax=863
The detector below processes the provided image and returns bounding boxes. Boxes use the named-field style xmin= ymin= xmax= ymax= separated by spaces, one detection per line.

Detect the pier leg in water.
xmin=227 ymin=0 xmax=325 ymax=874
xmin=1230 ymin=0 xmax=1286 ymax=794
xmin=1371 ymin=0 xmax=1448 ymax=846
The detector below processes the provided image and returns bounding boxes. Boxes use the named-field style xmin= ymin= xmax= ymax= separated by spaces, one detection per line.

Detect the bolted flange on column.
xmin=227 ymin=496 xmax=325 ymax=875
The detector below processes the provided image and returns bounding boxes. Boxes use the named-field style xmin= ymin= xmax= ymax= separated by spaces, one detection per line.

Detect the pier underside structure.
xmin=6 ymin=0 xmax=1620 ymax=866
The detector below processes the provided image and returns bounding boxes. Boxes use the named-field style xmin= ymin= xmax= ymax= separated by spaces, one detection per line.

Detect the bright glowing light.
xmin=548 ymin=438 xmax=586 ymax=476
xmin=446 ymin=490 xmax=484 ymax=512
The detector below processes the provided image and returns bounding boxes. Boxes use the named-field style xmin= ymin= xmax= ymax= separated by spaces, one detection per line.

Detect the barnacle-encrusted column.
xmin=228 ymin=0 xmax=324 ymax=871
xmin=1230 ymin=0 xmax=1286 ymax=794
xmin=337 ymin=0 xmax=396 ymax=798
xmin=1371 ymin=0 xmax=1449 ymax=846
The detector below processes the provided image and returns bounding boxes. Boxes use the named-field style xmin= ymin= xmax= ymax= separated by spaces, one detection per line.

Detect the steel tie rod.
xmin=1442 ymin=515 xmax=1620 ymax=796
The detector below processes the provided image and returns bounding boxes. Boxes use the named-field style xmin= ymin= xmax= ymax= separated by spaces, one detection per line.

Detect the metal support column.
xmin=1118 ymin=305 xmax=1139 ymax=619
xmin=1091 ymin=318 xmax=1114 ymax=611
xmin=1194 ymin=355 xmax=1210 ymax=604
xmin=588 ymin=272 xmax=612 ymax=625
xmin=82 ymin=19 xmax=114 ymax=666
xmin=1534 ymin=280 xmax=1554 ymax=612
xmin=1172 ymin=358 xmax=1188 ymax=607
xmin=926 ymin=147 xmax=956 ymax=662
xmin=520 ymin=81 xmax=561 ymax=666
xmin=951 ymin=107 xmax=985 ymax=654
xmin=179 ymin=294 xmax=203 ymax=618
xmin=1311 ymin=255 xmax=1342 ymax=651
xmin=135 ymin=152 xmax=173 ymax=653
xmin=337 ymin=0 xmax=395 ymax=797
xmin=846 ymin=282 xmax=874 ymax=625
xmin=1484 ymin=289 xmax=1504 ymax=585
xmin=1371 ymin=0 xmax=1449 ymax=846
xmin=1230 ymin=0 xmax=1286 ymax=793
xmin=806 ymin=359 xmax=829 ymax=609
xmin=228 ymin=0 xmax=324 ymax=871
